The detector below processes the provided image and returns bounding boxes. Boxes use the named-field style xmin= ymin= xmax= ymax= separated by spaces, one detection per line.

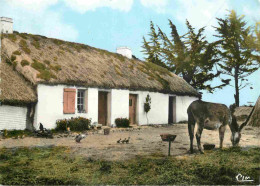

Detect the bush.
xmin=55 ymin=117 xmax=91 ymax=132
xmin=115 ymin=118 xmax=130 ymax=128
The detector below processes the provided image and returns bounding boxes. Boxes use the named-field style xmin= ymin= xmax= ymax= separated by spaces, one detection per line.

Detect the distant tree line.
xmin=142 ymin=10 xmax=260 ymax=106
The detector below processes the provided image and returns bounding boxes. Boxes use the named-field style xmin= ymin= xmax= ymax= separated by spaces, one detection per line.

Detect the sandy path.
xmin=0 ymin=124 xmax=259 ymax=161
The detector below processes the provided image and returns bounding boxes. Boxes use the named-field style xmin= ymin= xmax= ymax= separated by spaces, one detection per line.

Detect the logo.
xmin=236 ymin=173 xmax=254 ymax=182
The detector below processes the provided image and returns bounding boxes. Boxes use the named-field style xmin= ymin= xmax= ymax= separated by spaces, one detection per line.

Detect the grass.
xmin=1 ymin=129 xmax=33 ymax=139
xmin=0 ymin=146 xmax=259 ymax=185
xmin=6 ymin=34 xmax=17 ymax=42
xmin=12 ymin=50 xmax=21 ymax=55
xmin=31 ymin=59 xmax=46 ymax=71
xmin=31 ymin=59 xmax=57 ymax=80
xmin=19 ymin=39 xmax=31 ymax=54
xmin=21 ymin=60 xmax=30 ymax=67
xmin=31 ymin=40 xmax=40 ymax=49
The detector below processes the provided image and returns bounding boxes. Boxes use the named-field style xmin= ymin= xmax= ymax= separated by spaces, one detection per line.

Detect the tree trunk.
xmin=234 ymin=65 xmax=240 ymax=107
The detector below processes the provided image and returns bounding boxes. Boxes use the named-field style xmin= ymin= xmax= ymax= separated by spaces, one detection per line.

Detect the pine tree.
xmin=143 ymin=20 xmax=225 ymax=92
xmin=142 ymin=21 xmax=169 ymax=69
xmin=215 ymin=10 xmax=260 ymax=106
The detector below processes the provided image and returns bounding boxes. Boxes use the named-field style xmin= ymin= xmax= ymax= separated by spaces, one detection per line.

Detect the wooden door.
xmin=98 ymin=92 xmax=108 ymax=126
xmin=168 ymin=96 xmax=176 ymax=124
xmin=129 ymin=94 xmax=137 ymax=124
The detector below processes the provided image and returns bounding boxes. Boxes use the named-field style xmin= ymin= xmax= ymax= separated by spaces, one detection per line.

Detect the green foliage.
xmin=215 ymin=10 xmax=260 ymax=106
xmin=0 ymin=147 xmax=259 ymax=185
xmin=43 ymin=60 xmax=51 ymax=65
xmin=31 ymin=59 xmax=46 ymax=71
xmin=5 ymin=58 xmax=12 ymax=65
xmin=114 ymin=65 xmax=122 ymax=76
xmin=142 ymin=21 xmax=168 ymax=68
xmin=12 ymin=50 xmax=21 ymax=55
xmin=143 ymin=20 xmax=223 ymax=92
xmin=50 ymin=64 xmax=62 ymax=72
xmin=53 ymin=39 xmax=65 ymax=46
xmin=115 ymin=118 xmax=130 ymax=128
xmin=19 ymin=39 xmax=31 ymax=54
xmin=31 ymin=59 xmax=57 ymax=80
xmin=36 ymin=70 xmax=57 ymax=81
xmin=11 ymin=55 xmax=16 ymax=62
xmin=21 ymin=60 xmax=30 ymax=67
xmin=1 ymin=129 xmax=32 ymax=139
xmin=6 ymin=34 xmax=17 ymax=42
xmin=19 ymin=33 xmax=28 ymax=39
xmin=144 ymin=94 xmax=151 ymax=113
xmin=55 ymin=117 xmax=91 ymax=132
xmin=31 ymin=40 xmax=40 ymax=49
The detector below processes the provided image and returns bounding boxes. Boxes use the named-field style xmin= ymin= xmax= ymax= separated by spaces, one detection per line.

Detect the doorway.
xmin=129 ymin=94 xmax=137 ymax=124
xmin=168 ymin=96 xmax=176 ymax=124
xmin=98 ymin=91 xmax=108 ymax=126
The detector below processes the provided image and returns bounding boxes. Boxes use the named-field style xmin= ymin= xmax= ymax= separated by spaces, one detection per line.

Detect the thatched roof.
xmin=0 ymin=32 xmax=200 ymax=103
xmin=0 ymin=60 xmax=37 ymax=104
xmin=248 ymin=97 xmax=260 ymax=127
xmin=234 ymin=106 xmax=253 ymax=122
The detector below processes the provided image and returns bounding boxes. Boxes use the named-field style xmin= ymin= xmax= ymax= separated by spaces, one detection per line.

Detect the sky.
xmin=0 ymin=0 xmax=259 ymax=106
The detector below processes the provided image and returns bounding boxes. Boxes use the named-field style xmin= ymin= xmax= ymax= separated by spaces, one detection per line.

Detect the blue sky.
xmin=1 ymin=0 xmax=259 ymax=106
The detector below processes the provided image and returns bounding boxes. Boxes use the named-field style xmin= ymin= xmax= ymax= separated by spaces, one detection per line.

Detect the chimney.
xmin=116 ymin=47 xmax=132 ymax=59
xmin=0 ymin=17 xmax=13 ymax=34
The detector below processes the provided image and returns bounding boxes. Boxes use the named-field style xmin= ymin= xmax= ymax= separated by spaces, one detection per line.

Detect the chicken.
xmin=75 ymin=134 xmax=87 ymax=143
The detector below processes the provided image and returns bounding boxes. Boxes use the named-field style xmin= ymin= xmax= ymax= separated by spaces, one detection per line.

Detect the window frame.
xmin=77 ymin=89 xmax=86 ymax=113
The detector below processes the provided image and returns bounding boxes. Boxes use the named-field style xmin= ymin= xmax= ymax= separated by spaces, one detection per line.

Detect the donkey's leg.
xmin=219 ymin=125 xmax=226 ymax=149
xmin=188 ymin=124 xmax=195 ymax=153
xmin=196 ymin=122 xmax=204 ymax=153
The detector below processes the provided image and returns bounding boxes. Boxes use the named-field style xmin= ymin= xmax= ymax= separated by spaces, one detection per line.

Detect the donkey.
xmin=187 ymin=100 xmax=254 ymax=153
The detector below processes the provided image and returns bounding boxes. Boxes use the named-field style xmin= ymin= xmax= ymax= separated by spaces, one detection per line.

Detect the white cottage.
xmin=0 ymin=18 xmax=199 ymax=130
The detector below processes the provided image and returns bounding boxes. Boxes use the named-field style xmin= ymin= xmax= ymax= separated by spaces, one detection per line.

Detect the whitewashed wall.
xmin=176 ymin=96 xmax=198 ymax=122
xmin=129 ymin=91 xmax=169 ymax=125
xmin=110 ymin=89 xmax=129 ymax=126
xmin=35 ymin=84 xmax=198 ymax=129
xmin=0 ymin=105 xmax=27 ymax=130
xmin=35 ymin=84 xmax=99 ymax=129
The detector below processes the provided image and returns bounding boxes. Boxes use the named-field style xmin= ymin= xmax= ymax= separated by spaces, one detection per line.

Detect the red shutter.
xmin=63 ymin=88 xmax=76 ymax=114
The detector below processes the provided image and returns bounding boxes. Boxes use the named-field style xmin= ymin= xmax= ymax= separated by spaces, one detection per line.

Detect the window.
xmin=77 ymin=90 xmax=86 ymax=113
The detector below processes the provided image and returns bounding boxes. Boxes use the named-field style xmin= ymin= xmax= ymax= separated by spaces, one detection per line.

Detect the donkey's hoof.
xmin=199 ymin=150 xmax=204 ymax=154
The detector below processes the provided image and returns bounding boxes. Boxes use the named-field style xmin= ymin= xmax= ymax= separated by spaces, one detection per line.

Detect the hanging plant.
xmin=144 ymin=94 xmax=151 ymax=124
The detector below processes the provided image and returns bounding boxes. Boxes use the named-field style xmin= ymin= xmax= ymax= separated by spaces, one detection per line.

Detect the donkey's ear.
xmin=239 ymin=121 xmax=247 ymax=132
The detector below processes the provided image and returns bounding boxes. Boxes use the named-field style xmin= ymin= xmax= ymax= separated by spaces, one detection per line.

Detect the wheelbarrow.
xmin=160 ymin=134 xmax=177 ymax=156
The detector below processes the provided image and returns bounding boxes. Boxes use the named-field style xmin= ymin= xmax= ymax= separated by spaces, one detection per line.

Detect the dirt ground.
xmin=0 ymin=124 xmax=259 ymax=161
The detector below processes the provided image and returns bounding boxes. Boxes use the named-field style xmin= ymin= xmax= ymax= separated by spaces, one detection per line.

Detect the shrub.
xmin=55 ymin=117 xmax=91 ymax=132
xmin=115 ymin=118 xmax=130 ymax=128
xmin=21 ymin=60 xmax=30 ymax=67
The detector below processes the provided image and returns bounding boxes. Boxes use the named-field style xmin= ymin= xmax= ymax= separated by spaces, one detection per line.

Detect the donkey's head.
xmin=229 ymin=104 xmax=255 ymax=146
xmin=230 ymin=115 xmax=242 ymax=146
